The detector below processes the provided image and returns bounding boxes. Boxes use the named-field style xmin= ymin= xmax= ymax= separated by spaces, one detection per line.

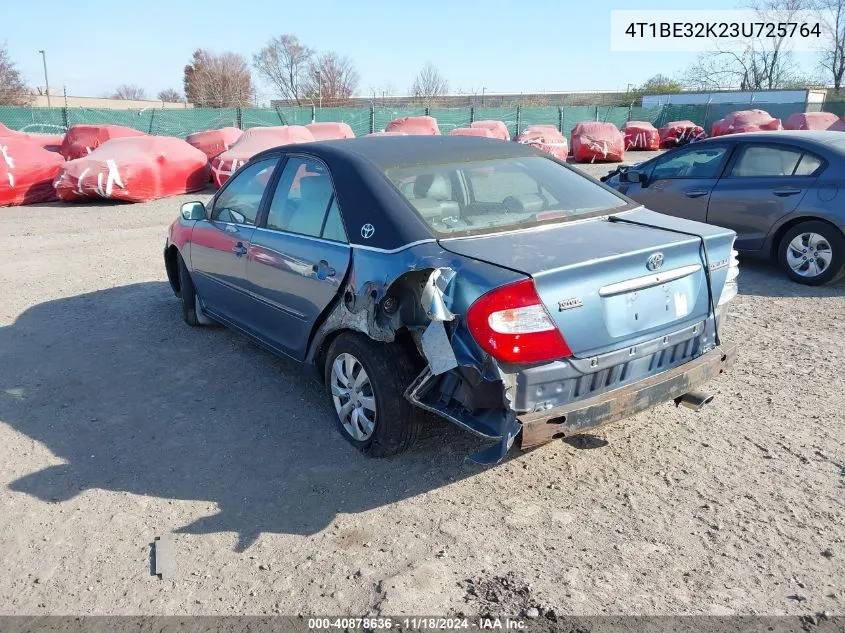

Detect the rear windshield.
xmin=384 ymin=156 xmax=628 ymax=237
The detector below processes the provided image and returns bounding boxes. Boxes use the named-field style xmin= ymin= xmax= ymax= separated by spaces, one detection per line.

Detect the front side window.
xmin=211 ymin=158 xmax=277 ymax=225
xmin=729 ymin=145 xmax=823 ymax=178
xmin=384 ymin=156 xmax=627 ymax=236
xmin=650 ymin=146 xmax=728 ymax=180
xmin=266 ymin=157 xmax=337 ymax=239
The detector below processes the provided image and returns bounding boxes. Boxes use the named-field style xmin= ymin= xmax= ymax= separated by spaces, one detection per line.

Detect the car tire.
xmin=324 ymin=331 xmax=422 ymax=457
xmin=777 ymin=221 xmax=845 ymax=286
xmin=177 ymin=252 xmax=209 ymax=326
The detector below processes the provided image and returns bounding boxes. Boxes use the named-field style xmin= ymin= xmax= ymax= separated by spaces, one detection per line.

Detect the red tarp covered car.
xmin=449 ymin=127 xmax=497 ymax=138
xmin=470 ymin=120 xmax=510 ymax=140
xmin=0 ymin=137 xmax=65 ymax=206
xmin=658 ymin=120 xmax=706 ymax=148
xmin=829 ymin=118 xmax=845 ymax=131
xmin=622 ymin=121 xmax=660 ymax=150
xmin=54 ymin=136 xmax=210 ymax=203
xmin=0 ymin=123 xmax=64 ymax=153
xmin=384 ymin=116 xmax=441 ymax=135
xmin=59 ymin=124 xmax=147 ymax=161
xmin=185 ymin=127 xmax=244 ymax=160
xmin=306 ymin=122 xmax=356 ymax=140
xmin=210 ymin=125 xmax=314 ymax=188
xmin=570 ymin=122 xmax=625 ymax=163
xmin=711 ymin=109 xmax=782 ymax=136
xmin=784 ymin=112 xmax=841 ymax=130
xmin=514 ymin=125 xmax=569 ymax=160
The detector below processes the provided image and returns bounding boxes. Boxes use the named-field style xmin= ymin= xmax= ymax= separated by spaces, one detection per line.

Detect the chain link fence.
xmin=0 ymin=101 xmax=836 ymax=139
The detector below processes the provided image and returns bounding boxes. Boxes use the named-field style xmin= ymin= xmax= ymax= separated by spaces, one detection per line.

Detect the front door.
xmin=189 ymin=157 xmax=278 ymax=325
xmin=707 ymin=142 xmax=822 ymax=251
xmin=628 ymin=143 xmax=732 ymax=223
xmin=247 ymin=155 xmax=352 ymax=359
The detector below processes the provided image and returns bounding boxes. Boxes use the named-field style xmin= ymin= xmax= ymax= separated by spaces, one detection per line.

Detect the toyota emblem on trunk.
xmin=360 ymin=224 xmax=375 ymax=239
xmin=646 ymin=252 xmax=664 ymax=271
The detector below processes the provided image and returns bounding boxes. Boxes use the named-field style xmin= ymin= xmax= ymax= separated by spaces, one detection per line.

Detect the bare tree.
xmin=184 ymin=49 xmax=254 ymax=108
xmin=302 ymin=52 xmax=359 ymax=106
xmin=157 ymin=88 xmax=184 ymax=103
xmin=684 ymin=0 xmax=811 ymax=89
xmin=815 ymin=0 xmax=845 ymax=92
xmin=0 ymin=43 xmax=32 ymax=106
xmin=411 ymin=63 xmax=449 ymax=106
xmin=253 ymin=35 xmax=313 ymax=105
xmin=112 ymin=84 xmax=147 ymax=100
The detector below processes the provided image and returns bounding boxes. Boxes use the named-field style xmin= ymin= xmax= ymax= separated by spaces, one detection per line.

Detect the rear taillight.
xmin=466 ymin=279 xmax=572 ymax=364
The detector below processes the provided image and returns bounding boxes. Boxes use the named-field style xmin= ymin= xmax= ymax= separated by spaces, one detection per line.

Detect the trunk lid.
xmin=440 ymin=209 xmax=725 ymax=358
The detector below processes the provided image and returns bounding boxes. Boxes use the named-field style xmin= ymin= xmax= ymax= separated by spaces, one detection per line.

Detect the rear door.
xmin=629 ymin=143 xmax=733 ymax=223
xmin=707 ymin=142 xmax=823 ymax=250
xmin=246 ymin=155 xmax=351 ymax=359
xmin=189 ymin=157 xmax=279 ymax=325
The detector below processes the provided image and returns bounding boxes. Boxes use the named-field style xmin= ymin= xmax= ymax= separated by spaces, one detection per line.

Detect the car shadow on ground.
xmin=737 ymin=257 xmax=845 ymax=298
xmin=0 ymin=282 xmax=489 ymax=551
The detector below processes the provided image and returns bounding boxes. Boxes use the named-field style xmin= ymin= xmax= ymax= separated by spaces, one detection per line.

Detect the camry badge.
xmin=646 ymin=252 xmax=665 ymax=271
xmin=558 ymin=297 xmax=584 ymax=311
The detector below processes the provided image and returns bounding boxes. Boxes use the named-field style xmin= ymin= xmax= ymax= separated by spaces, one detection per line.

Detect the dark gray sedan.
xmin=603 ymin=131 xmax=845 ymax=285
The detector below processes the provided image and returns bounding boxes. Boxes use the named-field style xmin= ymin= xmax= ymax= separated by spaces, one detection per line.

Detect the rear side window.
xmin=384 ymin=156 xmax=626 ymax=237
xmin=729 ymin=145 xmax=824 ymax=177
xmin=266 ymin=157 xmax=338 ymax=239
xmin=211 ymin=158 xmax=277 ymax=225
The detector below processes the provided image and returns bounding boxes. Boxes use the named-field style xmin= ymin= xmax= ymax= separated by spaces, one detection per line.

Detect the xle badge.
xmin=558 ymin=297 xmax=584 ymax=311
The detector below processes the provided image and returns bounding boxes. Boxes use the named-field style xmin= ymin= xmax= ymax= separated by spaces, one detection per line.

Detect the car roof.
xmin=248 ymin=136 xmax=547 ymax=252
xmin=285 ymin=135 xmax=539 ymax=169
xmin=697 ymin=130 xmax=845 ymax=152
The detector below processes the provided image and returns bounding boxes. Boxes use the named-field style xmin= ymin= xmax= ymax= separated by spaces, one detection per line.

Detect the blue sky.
xmin=4 ymin=0 xmax=821 ymax=103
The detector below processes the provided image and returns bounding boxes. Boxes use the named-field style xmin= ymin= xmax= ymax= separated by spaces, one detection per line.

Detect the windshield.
xmin=384 ymin=156 xmax=628 ymax=236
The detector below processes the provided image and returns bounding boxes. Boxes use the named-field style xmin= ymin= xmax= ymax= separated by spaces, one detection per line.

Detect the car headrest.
xmin=299 ymin=174 xmax=333 ymax=209
xmin=412 ymin=174 xmax=450 ymax=201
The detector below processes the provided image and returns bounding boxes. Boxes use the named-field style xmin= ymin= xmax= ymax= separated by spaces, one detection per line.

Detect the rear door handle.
xmin=233 ymin=242 xmax=248 ymax=257
xmin=312 ymin=260 xmax=336 ymax=279
xmin=684 ymin=190 xmax=710 ymax=198
xmin=773 ymin=187 xmax=802 ymax=197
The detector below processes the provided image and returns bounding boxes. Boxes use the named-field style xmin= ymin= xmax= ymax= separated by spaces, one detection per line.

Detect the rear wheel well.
xmin=314 ymin=327 xmax=424 ymax=385
xmin=164 ymin=245 xmax=180 ymax=296
xmin=770 ymin=217 xmax=844 ymax=259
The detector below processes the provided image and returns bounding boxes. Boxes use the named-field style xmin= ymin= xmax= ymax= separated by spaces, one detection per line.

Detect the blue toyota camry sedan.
xmin=164 ymin=136 xmax=738 ymax=464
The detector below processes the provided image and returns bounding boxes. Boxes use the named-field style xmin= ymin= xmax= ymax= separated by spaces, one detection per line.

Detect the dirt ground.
xmin=0 ymin=159 xmax=843 ymax=617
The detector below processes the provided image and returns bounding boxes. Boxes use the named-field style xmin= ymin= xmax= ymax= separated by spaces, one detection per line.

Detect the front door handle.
xmin=312 ymin=260 xmax=336 ymax=279
xmin=233 ymin=242 xmax=248 ymax=257
xmin=684 ymin=189 xmax=710 ymax=198
xmin=773 ymin=187 xmax=802 ymax=197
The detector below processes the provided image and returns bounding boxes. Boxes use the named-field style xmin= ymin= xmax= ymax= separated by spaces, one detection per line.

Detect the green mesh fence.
xmin=0 ymin=102 xmax=834 ymax=141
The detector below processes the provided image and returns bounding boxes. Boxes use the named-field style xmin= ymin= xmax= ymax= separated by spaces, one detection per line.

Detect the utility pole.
xmin=38 ymin=49 xmax=51 ymax=107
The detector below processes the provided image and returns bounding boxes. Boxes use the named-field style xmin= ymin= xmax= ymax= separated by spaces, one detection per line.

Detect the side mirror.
xmin=181 ymin=201 xmax=206 ymax=221
xmin=622 ymin=169 xmax=646 ymax=185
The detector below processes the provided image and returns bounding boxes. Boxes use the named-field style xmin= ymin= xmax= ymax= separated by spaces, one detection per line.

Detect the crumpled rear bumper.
xmin=519 ymin=341 xmax=737 ymax=449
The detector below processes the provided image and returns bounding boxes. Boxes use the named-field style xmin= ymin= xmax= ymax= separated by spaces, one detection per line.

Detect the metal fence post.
xmin=236 ymin=107 xmax=243 ymax=130
xmin=558 ymin=106 xmax=563 ymax=133
xmin=595 ymin=105 xmax=599 ymax=121
xmin=311 ymin=105 xmax=316 ymax=123
xmin=370 ymin=105 xmax=375 ymax=134
xmin=425 ymin=106 xmax=430 ymax=116
xmin=515 ymin=105 xmax=521 ymax=136
xmin=470 ymin=107 xmax=475 ymax=124
xmin=62 ymin=107 xmax=69 ymax=130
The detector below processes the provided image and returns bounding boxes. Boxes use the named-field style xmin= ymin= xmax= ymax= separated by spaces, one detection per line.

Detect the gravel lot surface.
xmin=1 ymin=158 xmax=843 ymax=617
